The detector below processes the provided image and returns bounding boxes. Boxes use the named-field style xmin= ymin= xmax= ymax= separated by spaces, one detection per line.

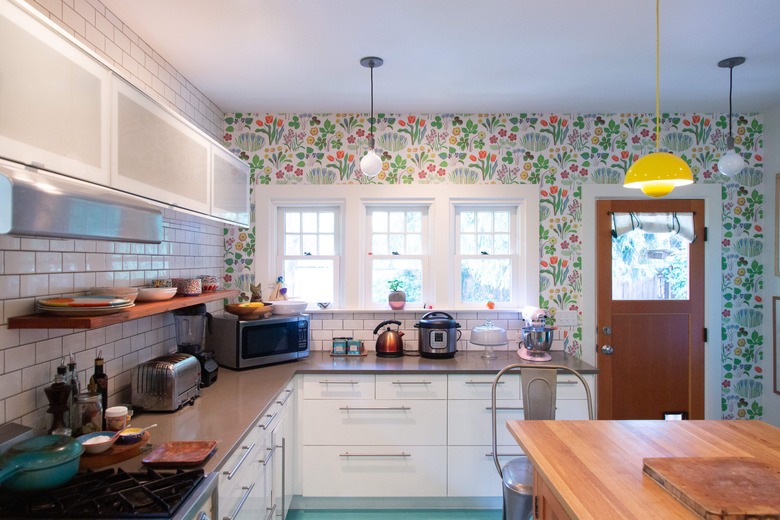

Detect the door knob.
xmin=601 ymin=345 xmax=614 ymax=355
xmin=601 ymin=326 xmax=612 ymax=336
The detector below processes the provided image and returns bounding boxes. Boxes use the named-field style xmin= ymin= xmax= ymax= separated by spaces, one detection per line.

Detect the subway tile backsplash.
xmin=0 ymin=209 xmax=227 ymax=431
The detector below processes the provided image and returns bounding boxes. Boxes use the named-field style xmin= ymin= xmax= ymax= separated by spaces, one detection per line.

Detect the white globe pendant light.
xmin=359 ymin=56 xmax=383 ymax=178
xmin=717 ymin=56 xmax=746 ymax=177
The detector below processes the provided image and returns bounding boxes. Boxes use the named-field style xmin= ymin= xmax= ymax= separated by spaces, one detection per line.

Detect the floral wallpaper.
xmin=222 ymin=112 xmax=764 ymax=420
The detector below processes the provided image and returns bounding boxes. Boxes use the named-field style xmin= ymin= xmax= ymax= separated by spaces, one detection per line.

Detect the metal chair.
xmin=491 ymin=364 xmax=594 ymax=520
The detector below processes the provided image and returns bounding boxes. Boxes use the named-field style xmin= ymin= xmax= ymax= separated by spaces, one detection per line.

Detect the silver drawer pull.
xmin=263 ymin=444 xmax=280 ymax=466
xmin=277 ymin=388 xmax=294 ymax=405
xmin=264 ymin=503 xmax=277 ymax=520
xmin=485 ymin=406 xmax=524 ymax=411
xmin=391 ymin=380 xmax=431 ymax=385
xmin=465 ymin=380 xmax=504 ymax=385
xmin=557 ymin=381 xmax=579 ymax=385
xmin=319 ymin=380 xmax=360 ymax=385
xmin=258 ymin=413 xmax=276 ymax=430
xmin=223 ymin=481 xmax=254 ymax=520
xmin=486 ymin=452 xmax=525 ymax=458
xmin=223 ymin=442 xmax=255 ymax=480
xmin=339 ymin=406 xmax=411 ymax=411
xmin=339 ymin=452 xmax=410 ymax=458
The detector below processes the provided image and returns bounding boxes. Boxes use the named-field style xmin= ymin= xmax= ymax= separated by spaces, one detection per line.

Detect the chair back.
xmin=491 ymin=363 xmax=593 ymax=478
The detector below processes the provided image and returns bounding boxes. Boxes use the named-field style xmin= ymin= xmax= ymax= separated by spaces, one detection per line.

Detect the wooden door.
xmin=596 ymin=199 xmax=705 ymax=420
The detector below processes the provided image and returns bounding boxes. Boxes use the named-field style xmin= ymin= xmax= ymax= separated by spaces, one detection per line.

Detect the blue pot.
xmin=0 ymin=435 xmax=83 ymax=490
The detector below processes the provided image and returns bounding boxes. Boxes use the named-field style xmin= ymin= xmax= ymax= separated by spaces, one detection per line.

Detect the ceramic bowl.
xmin=117 ymin=427 xmax=145 ymax=444
xmin=136 ymin=287 xmax=178 ymax=302
xmin=88 ymin=287 xmax=139 ymax=304
xmin=225 ymin=302 xmax=273 ymax=318
xmin=77 ymin=431 xmax=118 ymax=454
xmin=270 ymin=300 xmax=308 ymax=315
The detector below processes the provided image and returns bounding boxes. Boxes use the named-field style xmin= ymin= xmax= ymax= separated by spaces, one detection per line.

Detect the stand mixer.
xmin=518 ymin=310 xmax=555 ymax=361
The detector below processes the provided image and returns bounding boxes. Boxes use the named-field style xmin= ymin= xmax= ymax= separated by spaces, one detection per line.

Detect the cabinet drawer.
xmin=376 ymin=374 xmax=447 ymax=400
xmin=556 ymin=374 xmax=594 ymax=400
xmin=301 ymin=445 xmax=447 ymax=497
xmin=302 ymin=374 xmax=375 ymax=399
xmin=556 ymin=399 xmax=591 ymax=420
xmin=448 ymin=399 xmax=525 ymax=446
xmin=448 ymin=373 xmax=521 ymax=400
xmin=448 ymin=445 xmax=524 ymax=497
xmin=301 ymin=399 xmax=446 ymax=446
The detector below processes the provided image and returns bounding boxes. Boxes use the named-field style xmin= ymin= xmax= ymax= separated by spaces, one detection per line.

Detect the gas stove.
xmin=0 ymin=467 xmax=217 ymax=519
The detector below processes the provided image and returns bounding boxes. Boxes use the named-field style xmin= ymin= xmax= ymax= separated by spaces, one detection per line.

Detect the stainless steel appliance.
xmin=373 ymin=319 xmax=404 ymax=357
xmin=0 ymin=466 xmax=217 ymax=519
xmin=206 ymin=313 xmax=310 ymax=369
xmin=131 ymin=353 xmax=201 ymax=411
xmin=415 ymin=311 xmax=461 ymax=359
xmin=173 ymin=304 xmax=218 ymax=387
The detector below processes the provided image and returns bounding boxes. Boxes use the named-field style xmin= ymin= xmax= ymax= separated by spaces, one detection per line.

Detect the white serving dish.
xmin=89 ymin=287 xmax=139 ymax=303
xmin=77 ymin=431 xmax=118 ymax=454
xmin=270 ymin=300 xmax=308 ymax=315
xmin=136 ymin=287 xmax=178 ymax=302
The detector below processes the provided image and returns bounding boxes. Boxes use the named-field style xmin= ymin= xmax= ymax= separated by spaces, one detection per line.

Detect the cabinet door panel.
xmin=448 ymin=373 xmax=521 ymax=400
xmin=211 ymin=144 xmax=249 ymax=226
xmin=112 ymin=77 xmax=210 ymax=213
xmin=447 ymin=445 xmax=523 ymax=497
xmin=301 ymin=399 xmax=446 ymax=445
xmin=302 ymin=374 xmax=375 ymax=399
xmin=301 ymin=445 xmax=447 ymax=497
xmin=0 ymin=1 xmax=109 ymax=184
xmin=448 ymin=399 xmax=525 ymax=446
xmin=375 ymin=374 xmax=447 ymax=400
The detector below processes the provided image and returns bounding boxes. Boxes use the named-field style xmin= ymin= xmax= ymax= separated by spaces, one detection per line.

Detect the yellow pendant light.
xmin=623 ymin=0 xmax=693 ymax=198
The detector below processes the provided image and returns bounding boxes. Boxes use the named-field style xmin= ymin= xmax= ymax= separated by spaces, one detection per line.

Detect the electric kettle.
xmin=373 ymin=320 xmax=404 ymax=358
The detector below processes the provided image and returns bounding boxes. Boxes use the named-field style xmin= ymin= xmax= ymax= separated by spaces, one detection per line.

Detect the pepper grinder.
xmin=44 ymin=363 xmax=71 ymax=435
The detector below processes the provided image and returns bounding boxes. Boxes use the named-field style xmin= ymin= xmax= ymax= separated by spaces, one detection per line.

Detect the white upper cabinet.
xmin=111 ymin=77 xmax=211 ymax=214
xmin=0 ymin=0 xmax=110 ymax=185
xmin=211 ymin=144 xmax=250 ymax=227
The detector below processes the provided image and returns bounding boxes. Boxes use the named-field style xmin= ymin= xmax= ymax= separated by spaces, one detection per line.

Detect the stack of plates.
xmin=36 ymin=296 xmax=135 ymax=316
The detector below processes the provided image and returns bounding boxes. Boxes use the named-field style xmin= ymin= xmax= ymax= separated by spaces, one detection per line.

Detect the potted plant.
xmin=388 ymin=279 xmax=406 ymax=310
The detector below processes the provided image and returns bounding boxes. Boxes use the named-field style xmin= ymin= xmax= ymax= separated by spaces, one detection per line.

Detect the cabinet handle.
xmin=264 ymin=504 xmax=277 ymax=520
xmin=339 ymin=452 xmax=410 ymax=458
xmin=258 ymin=413 xmax=276 ymax=430
xmin=391 ymin=380 xmax=431 ymax=385
xmin=222 ymin=442 xmax=255 ymax=480
xmin=263 ymin=444 xmax=279 ymax=466
xmin=277 ymin=388 xmax=294 ymax=405
xmin=339 ymin=406 xmax=410 ymax=411
xmin=485 ymin=452 xmax=525 ymax=458
xmin=223 ymin=481 xmax=254 ymax=520
xmin=485 ymin=406 xmax=524 ymax=411
xmin=465 ymin=380 xmax=504 ymax=385
xmin=318 ymin=380 xmax=360 ymax=385
xmin=281 ymin=437 xmax=286 ymax=520
xmin=557 ymin=380 xmax=579 ymax=385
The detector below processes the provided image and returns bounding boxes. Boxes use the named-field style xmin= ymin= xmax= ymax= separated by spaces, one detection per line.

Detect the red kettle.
xmin=373 ymin=320 xmax=404 ymax=358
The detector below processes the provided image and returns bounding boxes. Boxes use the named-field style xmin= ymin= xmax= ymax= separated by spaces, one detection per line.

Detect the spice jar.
xmin=72 ymin=391 xmax=102 ymax=437
xmin=104 ymin=405 xmax=128 ymax=432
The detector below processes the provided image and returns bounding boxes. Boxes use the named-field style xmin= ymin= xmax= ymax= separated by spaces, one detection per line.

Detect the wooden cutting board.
xmin=79 ymin=431 xmax=150 ymax=470
xmin=643 ymin=457 xmax=780 ymax=519
xmin=142 ymin=440 xmax=217 ymax=468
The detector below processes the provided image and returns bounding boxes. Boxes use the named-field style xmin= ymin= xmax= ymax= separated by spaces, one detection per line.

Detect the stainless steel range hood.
xmin=0 ymin=162 xmax=163 ymax=243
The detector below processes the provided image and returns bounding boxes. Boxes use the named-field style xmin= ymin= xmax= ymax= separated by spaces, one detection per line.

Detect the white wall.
xmin=762 ymin=103 xmax=780 ymax=427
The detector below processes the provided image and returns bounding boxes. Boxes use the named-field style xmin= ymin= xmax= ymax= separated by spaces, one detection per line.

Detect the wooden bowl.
xmin=225 ymin=302 xmax=273 ymax=319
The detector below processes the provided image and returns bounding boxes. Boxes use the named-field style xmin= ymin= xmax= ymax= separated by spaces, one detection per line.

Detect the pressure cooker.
xmin=415 ymin=311 xmax=461 ymax=359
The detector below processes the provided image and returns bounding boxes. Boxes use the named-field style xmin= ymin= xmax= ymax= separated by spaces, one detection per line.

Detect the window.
xmin=276 ymin=206 xmax=340 ymax=305
xmin=367 ymin=207 xmax=428 ymax=306
xmin=455 ymin=206 xmax=517 ymax=305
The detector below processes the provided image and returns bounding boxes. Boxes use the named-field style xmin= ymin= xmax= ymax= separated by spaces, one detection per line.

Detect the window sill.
xmin=303 ymin=307 xmax=524 ymax=315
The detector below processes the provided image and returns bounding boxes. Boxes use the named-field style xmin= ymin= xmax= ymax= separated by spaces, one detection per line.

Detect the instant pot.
xmin=415 ymin=311 xmax=461 ymax=358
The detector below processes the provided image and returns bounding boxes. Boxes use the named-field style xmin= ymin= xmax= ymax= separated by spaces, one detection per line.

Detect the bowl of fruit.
xmin=224 ymin=302 xmax=274 ymax=320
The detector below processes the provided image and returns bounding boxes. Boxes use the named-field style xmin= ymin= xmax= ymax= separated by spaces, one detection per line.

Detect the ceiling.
xmin=102 ymin=0 xmax=780 ymax=115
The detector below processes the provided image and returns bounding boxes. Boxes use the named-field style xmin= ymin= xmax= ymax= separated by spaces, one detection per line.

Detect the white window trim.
xmin=255 ymin=184 xmax=539 ymax=311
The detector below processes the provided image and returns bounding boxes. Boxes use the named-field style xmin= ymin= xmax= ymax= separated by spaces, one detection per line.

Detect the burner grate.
xmin=0 ymin=468 xmax=204 ymax=519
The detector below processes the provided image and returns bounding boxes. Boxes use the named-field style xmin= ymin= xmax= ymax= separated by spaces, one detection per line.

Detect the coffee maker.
xmin=173 ymin=304 xmax=218 ymax=387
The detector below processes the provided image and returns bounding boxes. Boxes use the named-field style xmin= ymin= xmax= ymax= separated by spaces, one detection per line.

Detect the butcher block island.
xmin=507 ymin=420 xmax=780 ymax=520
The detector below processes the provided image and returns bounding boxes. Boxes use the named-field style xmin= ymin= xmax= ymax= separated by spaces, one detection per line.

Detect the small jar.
xmin=72 ymin=392 xmax=102 ymax=437
xmin=105 ymin=405 xmax=129 ymax=432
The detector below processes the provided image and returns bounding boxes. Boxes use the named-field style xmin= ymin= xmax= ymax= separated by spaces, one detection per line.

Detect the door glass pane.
xmin=612 ymin=229 xmax=689 ymax=300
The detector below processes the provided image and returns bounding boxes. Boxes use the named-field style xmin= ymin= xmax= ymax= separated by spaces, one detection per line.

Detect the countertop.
xmin=506 ymin=420 xmax=780 ymax=519
xmin=119 ymin=350 xmax=597 ymax=474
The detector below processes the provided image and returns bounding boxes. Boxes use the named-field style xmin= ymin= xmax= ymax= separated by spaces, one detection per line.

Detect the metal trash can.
xmin=502 ymin=457 xmax=534 ymax=520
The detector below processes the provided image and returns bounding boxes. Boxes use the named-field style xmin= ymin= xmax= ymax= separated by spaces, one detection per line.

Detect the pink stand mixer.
xmin=518 ymin=310 xmax=555 ymax=361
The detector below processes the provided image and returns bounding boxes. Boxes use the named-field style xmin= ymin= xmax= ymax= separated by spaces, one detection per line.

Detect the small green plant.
xmin=388 ymin=279 xmax=404 ymax=292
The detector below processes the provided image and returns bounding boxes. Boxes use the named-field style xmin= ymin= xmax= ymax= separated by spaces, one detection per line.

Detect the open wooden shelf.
xmin=8 ymin=290 xmax=238 ymax=329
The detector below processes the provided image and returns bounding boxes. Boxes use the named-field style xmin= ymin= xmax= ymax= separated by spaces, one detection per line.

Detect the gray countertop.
xmin=120 ymin=350 xmax=597 ymax=474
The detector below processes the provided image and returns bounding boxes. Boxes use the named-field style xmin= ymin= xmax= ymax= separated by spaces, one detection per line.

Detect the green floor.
xmin=287 ymin=510 xmax=502 ymax=520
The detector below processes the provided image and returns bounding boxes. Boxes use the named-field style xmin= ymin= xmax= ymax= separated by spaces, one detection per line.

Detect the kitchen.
xmin=1 ymin=0 xmax=780 ymax=518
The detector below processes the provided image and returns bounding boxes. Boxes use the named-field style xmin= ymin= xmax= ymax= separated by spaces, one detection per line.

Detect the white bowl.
xmin=77 ymin=431 xmax=118 ymax=454
xmin=136 ymin=287 xmax=178 ymax=302
xmin=88 ymin=287 xmax=139 ymax=303
xmin=270 ymin=300 xmax=308 ymax=315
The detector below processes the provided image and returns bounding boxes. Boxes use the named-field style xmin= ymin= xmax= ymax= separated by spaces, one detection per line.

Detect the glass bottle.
xmin=67 ymin=356 xmax=80 ymax=434
xmin=44 ymin=363 xmax=71 ymax=435
xmin=90 ymin=354 xmax=108 ymax=430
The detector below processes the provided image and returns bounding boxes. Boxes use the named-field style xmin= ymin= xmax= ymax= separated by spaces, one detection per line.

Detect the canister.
xmin=104 ymin=405 xmax=129 ymax=432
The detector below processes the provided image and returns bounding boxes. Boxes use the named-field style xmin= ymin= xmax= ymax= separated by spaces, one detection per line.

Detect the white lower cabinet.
xmin=447 ymin=446 xmax=523 ymax=497
xmin=218 ymin=426 xmax=265 ymax=520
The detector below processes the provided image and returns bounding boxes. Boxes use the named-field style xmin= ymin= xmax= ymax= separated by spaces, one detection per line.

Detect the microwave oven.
xmin=206 ymin=313 xmax=310 ymax=369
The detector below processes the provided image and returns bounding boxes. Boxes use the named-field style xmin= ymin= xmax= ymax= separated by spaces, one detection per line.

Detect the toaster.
xmin=131 ymin=353 xmax=201 ymax=411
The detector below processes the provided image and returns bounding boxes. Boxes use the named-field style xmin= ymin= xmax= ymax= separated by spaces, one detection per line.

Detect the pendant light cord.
xmin=369 ymin=62 xmax=375 ymax=148
xmin=728 ymin=64 xmax=733 ymax=137
xmin=654 ymin=0 xmax=660 ymax=151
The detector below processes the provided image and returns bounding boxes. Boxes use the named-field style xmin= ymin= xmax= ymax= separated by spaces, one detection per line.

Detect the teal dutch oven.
xmin=0 ymin=435 xmax=84 ymax=490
